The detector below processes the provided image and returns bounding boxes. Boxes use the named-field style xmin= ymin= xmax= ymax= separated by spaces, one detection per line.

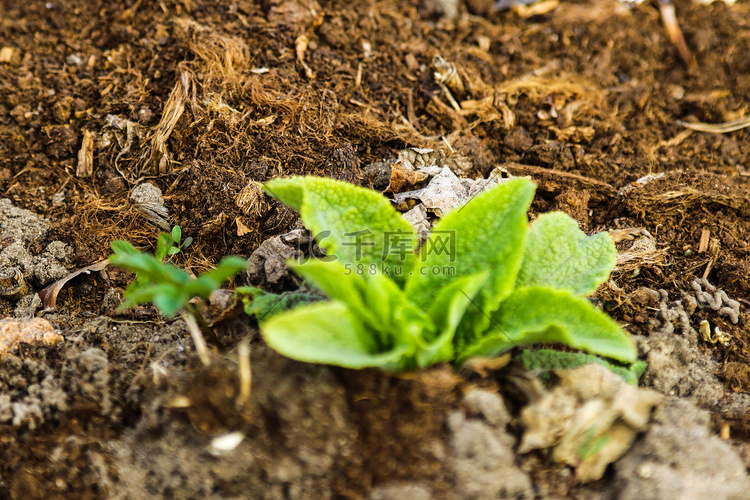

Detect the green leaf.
xmin=415 ymin=271 xmax=489 ymax=368
xmin=406 ymin=178 xmax=535 ymax=350
xmin=290 ymin=258 xmax=424 ymax=352
xmin=255 ymin=176 xmax=640 ymax=374
xmin=151 ymin=286 xmax=187 ymax=317
xmin=112 ymin=246 xmax=245 ymax=317
xmin=260 ymin=301 xmax=409 ymax=369
xmin=156 ymin=232 xmax=173 ymax=261
xmin=182 ymin=256 xmax=246 ymax=298
xmin=264 ymin=177 xmax=418 ymax=280
xmin=363 ymin=269 xmax=430 ymax=352
xmin=517 ymin=212 xmax=616 ymax=295
xmin=110 ymin=251 xmax=192 ymax=286
xmin=289 ymin=259 xmax=376 ymax=328
xmin=118 ymin=282 xmax=183 ymax=316
xmin=167 ymin=247 xmax=181 ymax=256
xmin=172 ymin=225 xmax=182 ymax=244
xmin=458 ymin=287 xmax=636 ymax=364
xmin=407 ymin=179 xmax=535 ymax=310
xmin=237 ymin=286 xmax=324 ymax=322
xmin=517 ymin=349 xmax=649 ymax=385
xmin=111 ymin=240 xmax=138 ymax=256
xmin=200 ymin=256 xmax=248 ymax=285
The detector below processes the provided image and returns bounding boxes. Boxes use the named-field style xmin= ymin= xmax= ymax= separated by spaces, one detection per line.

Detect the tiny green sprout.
xmin=577 ymin=427 xmax=611 ymax=462
xmin=154 ymin=225 xmax=193 ymax=261
xmin=251 ymin=176 xmax=638 ymax=372
xmin=110 ymin=226 xmax=246 ymax=353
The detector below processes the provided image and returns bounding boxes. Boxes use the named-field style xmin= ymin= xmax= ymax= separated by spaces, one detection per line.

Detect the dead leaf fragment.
xmin=678 ymin=116 xmax=750 ymax=134
xmin=38 ymin=259 xmax=110 ymax=310
xmin=549 ymin=125 xmax=595 ymax=143
xmin=519 ymin=363 xmax=661 ymax=483
xmin=145 ymin=65 xmax=196 ymax=174
xmin=658 ymin=0 xmax=695 ymax=68
xmin=384 ymin=165 xmax=430 ymax=194
xmin=513 ymin=0 xmax=559 ymax=17
xmin=236 ymin=218 xmax=251 ymax=236
xmin=295 ymin=34 xmax=314 ymax=79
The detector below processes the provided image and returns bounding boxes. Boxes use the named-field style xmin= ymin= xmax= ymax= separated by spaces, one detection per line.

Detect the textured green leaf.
xmin=256 ymin=176 xmax=640 ymax=373
xmin=264 ymin=177 xmax=418 ymax=279
xmin=406 ymin=178 xmax=535 ymax=311
xmin=156 ymin=232 xmax=173 ymax=261
xmin=290 ymin=258 xmax=428 ymax=353
xmin=260 ymin=301 xmax=409 ymax=369
xmin=110 ymin=251 xmax=191 ymax=286
xmin=458 ymin=287 xmax=636 ymax=364
xmin=237 ymin=286 xmax=324 ymax=323
xmin=415 ymin=271 xmax=489 ymax=368
xmin=517 ymin=212 xmax=616 ymax=295
xmin=405 ymin=178 xmax=535 ymax=351
xmin=111 ymin=240 xmax=138 ymax=256
xmin=289 ymin=259 xmax=376 ymax=329
xmin=517 ymin=349 xmax=648 ymax=385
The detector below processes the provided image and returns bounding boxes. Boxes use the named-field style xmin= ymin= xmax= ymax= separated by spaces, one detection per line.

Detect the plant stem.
xmin=182 ymin=312 xmax=211 ymax=366
xmin=237 ymin=337 xmax=252 ymax=405
xmin=185 ymin=302 xmax=225 ymax=350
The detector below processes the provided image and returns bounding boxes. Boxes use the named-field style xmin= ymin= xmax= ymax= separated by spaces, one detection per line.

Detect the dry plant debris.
xmin=519 ymin=363 xmax=662 ymax=483
xmin=130 ymin=182 xmax=170 ymax=231
xmin=613 ymin=230 xmax=669 ymax=276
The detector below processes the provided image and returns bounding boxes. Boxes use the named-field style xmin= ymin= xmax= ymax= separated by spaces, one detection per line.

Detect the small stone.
xmin=0 ymin=318 xmax=63 ymax=354
xmin=0 ymin=47 xmax=18 ymax=65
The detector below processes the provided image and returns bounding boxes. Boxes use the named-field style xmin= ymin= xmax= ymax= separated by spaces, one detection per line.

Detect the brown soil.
xmin=2 ymin=0 xmax=750 ymax=497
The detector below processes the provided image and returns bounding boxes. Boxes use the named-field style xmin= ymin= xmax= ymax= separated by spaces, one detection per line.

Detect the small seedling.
xmin=253 ymin=176 xmax=637 ymax=372
xmin=155 ymin=225 xmax=193 ymax=261
xmin=110 ymin=226 xmax=246 ymax=359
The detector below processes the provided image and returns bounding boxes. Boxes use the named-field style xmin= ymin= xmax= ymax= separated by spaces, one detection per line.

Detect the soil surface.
xmin=2 ymin=0 xmax=750 ymax=498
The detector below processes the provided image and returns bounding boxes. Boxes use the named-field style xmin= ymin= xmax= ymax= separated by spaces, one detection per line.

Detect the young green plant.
xmin=254 ymin=176 xmax=637 ymax=372
xmin=110 ymin=226 xmax=246 ymax=363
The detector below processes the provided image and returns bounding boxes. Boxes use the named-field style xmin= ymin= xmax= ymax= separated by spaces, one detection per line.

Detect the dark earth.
xmin=2 ymin=0 xmax=750 ymax=497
